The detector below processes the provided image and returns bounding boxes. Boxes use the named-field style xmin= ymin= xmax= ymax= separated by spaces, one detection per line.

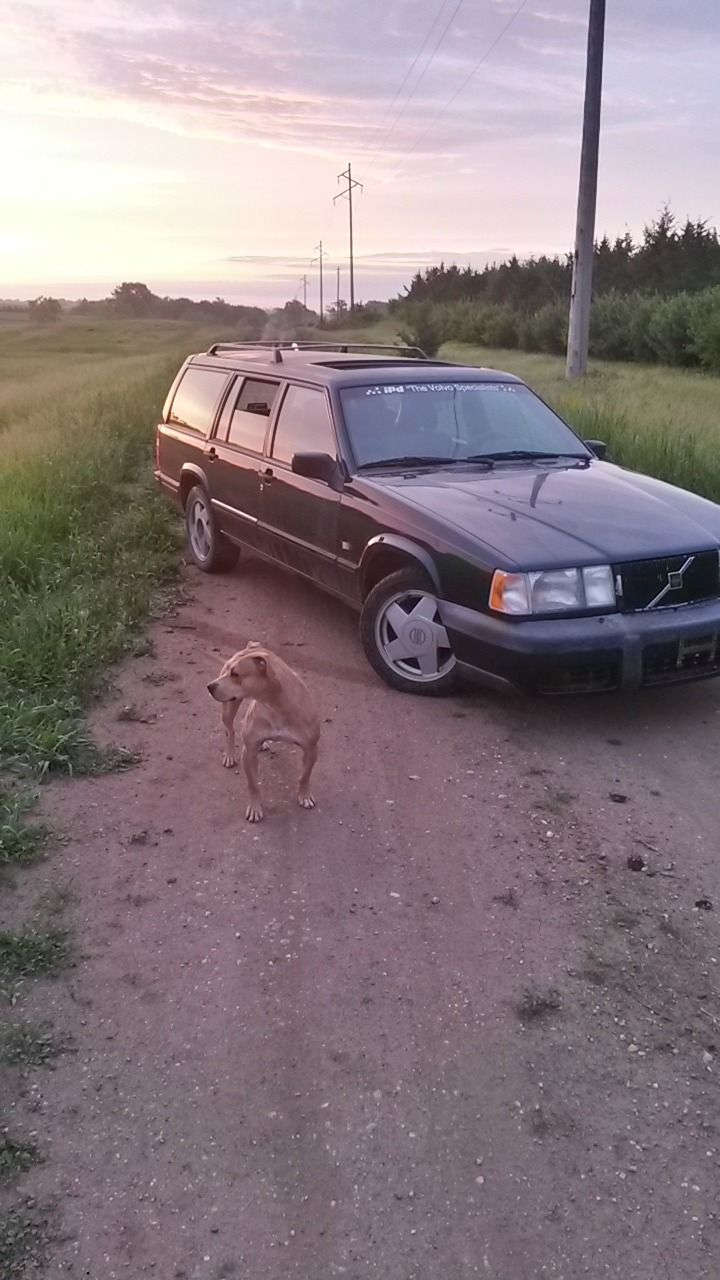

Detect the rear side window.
xmin=168 ymin=367 xmax=229 ymax=435
xmin=226 ymin=378 xmax=279 ymax=453
xmin=271 ymin=385 xmax=335 ymax=465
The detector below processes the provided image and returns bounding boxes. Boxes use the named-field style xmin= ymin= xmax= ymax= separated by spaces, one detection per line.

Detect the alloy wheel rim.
xmin=189 ymin=496 xmax=212 ymax=560
xmin=375 ymin=590 xmax=456 ymax=683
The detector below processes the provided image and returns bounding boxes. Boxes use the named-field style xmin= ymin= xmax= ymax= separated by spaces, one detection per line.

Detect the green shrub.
xmin=688 ymin=286 xmax=720 ymax=371
xmin=590 ymin=291 xmax=635 ymax=361
xmin=527 ymin=301 xmax=568 ymax=355
xmin=398 ymin=302 xmax=445 ymax=357
xmin=646 ymin=293 xmax=697 ymax=366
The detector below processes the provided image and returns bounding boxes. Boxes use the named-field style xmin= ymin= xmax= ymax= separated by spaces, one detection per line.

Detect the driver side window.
xmin=271 ymin=386 xmax=336 ymax=466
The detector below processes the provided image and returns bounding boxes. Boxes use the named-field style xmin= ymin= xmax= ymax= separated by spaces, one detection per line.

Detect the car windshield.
xmin=339 ymin=381 xmax=589 ymax=468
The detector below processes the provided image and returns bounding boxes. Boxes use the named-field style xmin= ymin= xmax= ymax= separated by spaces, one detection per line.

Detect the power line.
xmin=395 ymin=0 xmax=530 ymax=173
xmin=365 ymin=0 xmax=455 ymax=163
xmin=367 ymin=0 xmax=467 ymax=172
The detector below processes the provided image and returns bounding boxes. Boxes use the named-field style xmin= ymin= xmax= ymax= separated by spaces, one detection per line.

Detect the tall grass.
xmin=0 ymin=320 xmax=214 ymax=774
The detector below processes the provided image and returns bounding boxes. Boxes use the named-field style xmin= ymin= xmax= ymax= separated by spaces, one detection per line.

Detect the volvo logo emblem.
xmin=645 ymin=555 xmax=694 ymax=610
xmin=409 ymin=626 xmax=427 ymax=646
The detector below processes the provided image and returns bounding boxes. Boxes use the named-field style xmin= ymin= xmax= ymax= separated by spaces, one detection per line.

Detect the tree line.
xmin=393 ymin=209 xmax=720 ymax=370
xmin=400 ymin=210 xmax=720 ymax=309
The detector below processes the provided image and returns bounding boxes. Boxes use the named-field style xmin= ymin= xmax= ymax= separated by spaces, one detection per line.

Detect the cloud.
xmin=226 ymin=247 xmax=515 ymax=280
xmin=5 ymin=0 xmax=717 ymax=173
xmin=0 ymin=1 xmax=583 ymax=161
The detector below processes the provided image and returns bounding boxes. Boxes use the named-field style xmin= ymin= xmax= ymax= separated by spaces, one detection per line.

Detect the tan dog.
xmin=207 ymin=643 xmax=320 ymax=823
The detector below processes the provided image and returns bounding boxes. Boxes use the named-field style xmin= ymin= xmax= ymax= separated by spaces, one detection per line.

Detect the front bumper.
xmin=439 ymin=597 xmax=720 ymax=694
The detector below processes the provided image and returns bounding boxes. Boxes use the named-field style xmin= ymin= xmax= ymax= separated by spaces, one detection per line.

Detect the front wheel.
xmin=360 ymin=568 xmax=459 ymax=696
xmin=184 ymin=485 xmax=239 ymax=573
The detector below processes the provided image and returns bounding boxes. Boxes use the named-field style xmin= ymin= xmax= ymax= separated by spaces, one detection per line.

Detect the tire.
xmin=184 ymin=485 xmax=239 ymax=573
xmin=360 ymin=567 xmax=459 ymax=696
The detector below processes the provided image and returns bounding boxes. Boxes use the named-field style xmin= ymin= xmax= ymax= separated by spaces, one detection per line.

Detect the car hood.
xmin=361 ymin=461 xmax=720 ymax=568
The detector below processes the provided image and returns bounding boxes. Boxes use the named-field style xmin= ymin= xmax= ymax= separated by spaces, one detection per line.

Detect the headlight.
xmin=490 ymin=565 xmax=615 ymax=616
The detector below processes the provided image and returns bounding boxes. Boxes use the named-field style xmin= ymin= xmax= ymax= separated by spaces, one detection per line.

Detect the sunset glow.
xmin=2 ymin=0 xmax=719 ymax=305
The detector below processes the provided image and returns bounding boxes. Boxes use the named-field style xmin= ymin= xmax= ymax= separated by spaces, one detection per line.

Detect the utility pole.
xmin=566 ymin=0 xmax=606 ymax=380
xmin=334 ymin=162 xmax=363 ymax=315
xmin=336 ymin=266 xmax=340 ymax=311
xmin=301 ymin=274 xmax=308 ymax=309
xmin=312 ymin=241 xmax=327 ymax=324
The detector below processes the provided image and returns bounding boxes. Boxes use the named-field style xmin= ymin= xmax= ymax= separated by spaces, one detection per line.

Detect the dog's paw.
xmin=245 ymin=800 xmax=264 ymax=823
xmin=297 ymin=792 xmax=316 ymax=810
xmin=222 ymin=753 xmax=237 ymax=769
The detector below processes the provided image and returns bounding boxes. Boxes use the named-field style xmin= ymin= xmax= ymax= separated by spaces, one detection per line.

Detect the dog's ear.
xmin=252 ymin=655 xmax=267 ymax=674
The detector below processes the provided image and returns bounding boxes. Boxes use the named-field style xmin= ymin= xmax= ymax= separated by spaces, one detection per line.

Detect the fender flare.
xmin=360 ymin=534 xmax=442 ymax=596
xmin=179 ymin=464 xmax=210 ymax=504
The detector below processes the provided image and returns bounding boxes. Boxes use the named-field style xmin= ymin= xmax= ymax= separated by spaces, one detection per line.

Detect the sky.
xmin=1 ymin=0 xmax=719 ymax=307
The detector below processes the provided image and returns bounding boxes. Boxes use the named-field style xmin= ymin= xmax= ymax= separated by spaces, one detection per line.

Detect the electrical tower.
xmin=334 ymin=162 xmax=363 ymax=314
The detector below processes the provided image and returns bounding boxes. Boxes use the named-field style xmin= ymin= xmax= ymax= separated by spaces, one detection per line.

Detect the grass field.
xmin=0 ymin=319 xmax=218 ymax=781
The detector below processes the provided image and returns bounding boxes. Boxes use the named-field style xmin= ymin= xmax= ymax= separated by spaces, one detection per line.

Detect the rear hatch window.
xmin=168 ymin=366 xmax=230 ymax=435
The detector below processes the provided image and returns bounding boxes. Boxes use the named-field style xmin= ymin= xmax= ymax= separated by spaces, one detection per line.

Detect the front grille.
xmin=642 ymin=634 xmax=720 ymax=686
xmin=616 ymin=551 xmax=720 ymax=612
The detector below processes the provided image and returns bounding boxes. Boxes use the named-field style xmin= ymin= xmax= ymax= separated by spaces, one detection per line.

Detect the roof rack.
xmin=204 ymin=340 xmax=428 ymax=362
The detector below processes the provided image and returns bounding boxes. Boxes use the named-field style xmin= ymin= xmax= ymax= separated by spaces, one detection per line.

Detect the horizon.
xmin=3 ymin=205 xmax=713 ymax=312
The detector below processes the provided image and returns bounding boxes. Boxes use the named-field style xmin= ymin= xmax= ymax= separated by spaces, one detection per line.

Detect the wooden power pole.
xmin=566 ymin=0 xmax=606 ymax=380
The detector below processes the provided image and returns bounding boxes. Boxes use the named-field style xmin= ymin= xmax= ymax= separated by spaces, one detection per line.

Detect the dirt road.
xmin=8 ymin=558 xmax=720 ymax=1278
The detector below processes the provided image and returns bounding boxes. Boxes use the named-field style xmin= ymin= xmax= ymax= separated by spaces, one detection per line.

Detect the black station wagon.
xmin=155 ymin=342 xmax=720 ymax=696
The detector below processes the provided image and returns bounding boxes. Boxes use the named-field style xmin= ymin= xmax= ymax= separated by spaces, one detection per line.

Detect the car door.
xmin=258 ymin=382 xmax=342 ymax=592
xmin=206 ymin=375 xmax=281 ymax=549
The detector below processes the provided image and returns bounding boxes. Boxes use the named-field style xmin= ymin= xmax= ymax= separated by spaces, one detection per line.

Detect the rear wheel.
xmin=184 ymin=485 xmax=239 ymax=573
xmin=360 ymin=568 xmax=459 ymax=696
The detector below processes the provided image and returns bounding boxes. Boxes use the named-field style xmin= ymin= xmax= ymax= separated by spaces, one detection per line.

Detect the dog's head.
xmin=207 ymin=643 xmax=270 ymax=703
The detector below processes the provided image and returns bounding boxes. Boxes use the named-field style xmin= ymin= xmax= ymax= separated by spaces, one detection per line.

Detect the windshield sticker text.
xmin=363 ymin=383 xmax=519 ymax=396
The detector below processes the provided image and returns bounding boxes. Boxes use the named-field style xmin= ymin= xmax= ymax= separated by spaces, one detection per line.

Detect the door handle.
xmin=261 ymin=466 xmax=274 ymax=483
xmin=206 ymin=447 xmax=218 ymax=460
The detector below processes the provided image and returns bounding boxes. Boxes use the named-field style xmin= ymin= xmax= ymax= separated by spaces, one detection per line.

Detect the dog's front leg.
xmin=222 ymin=700 xmax=241 ymax=768
xmin=241 ymin=742 xmax=264 ymax=822
xmin=297 ymin=738 xmax=319 ymax=811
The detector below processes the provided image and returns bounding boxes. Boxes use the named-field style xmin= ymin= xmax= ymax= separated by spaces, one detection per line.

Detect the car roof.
xmin=185 ymin=343 xmax=524 ymax=387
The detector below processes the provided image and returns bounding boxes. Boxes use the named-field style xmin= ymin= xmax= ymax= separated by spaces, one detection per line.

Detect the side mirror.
xmin=585 ymin=439 xmax=608 ymax=461
xmin=291 ymin=452 xmax=341 ymax=486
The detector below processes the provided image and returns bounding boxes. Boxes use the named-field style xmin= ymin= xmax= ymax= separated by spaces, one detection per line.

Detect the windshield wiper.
xmin=357 ymin=455 xmax=465 ymax=470
xmin=356 ymin=450 xmax=588 ymax=471
xmin=357 ymin=455 xmax=493 ymax=471
xmin=465 ymin=449 xmax=589 ymax=464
